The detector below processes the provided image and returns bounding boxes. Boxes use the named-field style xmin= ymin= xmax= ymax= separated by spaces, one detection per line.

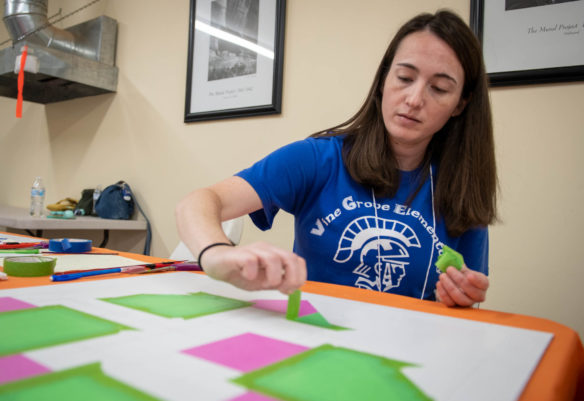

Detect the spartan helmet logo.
xmin=334 ymin=216 xmax=421 ymax=292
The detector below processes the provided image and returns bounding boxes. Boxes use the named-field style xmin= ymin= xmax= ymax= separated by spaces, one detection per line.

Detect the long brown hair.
xmin=311 ymin=10 xmax=497 ymax=237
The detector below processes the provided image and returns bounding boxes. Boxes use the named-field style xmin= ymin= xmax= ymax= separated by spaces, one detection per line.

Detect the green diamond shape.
xmin=0 ymin=305 xmax=131 ymax=357
xmin=102 ymin=292 xmax=252 ymax=319
xmin=293 ymin=312 xmax=348 ymax=331
xmin=233 ymin=344 xmax=432 ymax=401
xmin=0 ymin=363 xmax=161 ymax=401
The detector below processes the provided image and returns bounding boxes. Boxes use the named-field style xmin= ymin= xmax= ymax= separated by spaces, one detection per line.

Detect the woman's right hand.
xmin=200 ymin=241 xmax=307 ymax=295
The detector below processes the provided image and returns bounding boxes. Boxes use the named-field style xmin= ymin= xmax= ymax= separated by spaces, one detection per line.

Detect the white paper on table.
xmin=0 ymin=273 xmax=554 ymax=401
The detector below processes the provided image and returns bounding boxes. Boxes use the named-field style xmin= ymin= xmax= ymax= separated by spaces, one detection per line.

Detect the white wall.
xmin=0 ymin=0 xmax=582 ymax=340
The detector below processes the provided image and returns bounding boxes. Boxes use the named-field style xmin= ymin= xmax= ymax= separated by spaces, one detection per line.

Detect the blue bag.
xmin=95 ymin=181 xmax=134 ymax=220
xmin=95 ymin=181 xmax=152 ymax=255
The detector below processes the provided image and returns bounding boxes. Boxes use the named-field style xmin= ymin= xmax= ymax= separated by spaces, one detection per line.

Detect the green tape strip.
xmin=286 ymin=290 xmax=301 ymax=320
xmin=3 ymin=256 xmax=56 ymax=277
xmin=435 ymin=245 xmax=464 ymax=273
xmin=0 ymin=249 xmax=40 ymax=254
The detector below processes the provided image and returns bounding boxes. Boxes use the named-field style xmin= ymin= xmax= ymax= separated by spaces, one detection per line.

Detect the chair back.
xmin=170 ymin=217 xmax=244 ymax=260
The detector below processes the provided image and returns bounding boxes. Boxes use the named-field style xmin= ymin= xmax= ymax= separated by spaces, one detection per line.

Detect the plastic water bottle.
xmin=30 ymin=176 xmax=45 ymax=217
xmin=92 ymin=185 xmax=102 ymax=216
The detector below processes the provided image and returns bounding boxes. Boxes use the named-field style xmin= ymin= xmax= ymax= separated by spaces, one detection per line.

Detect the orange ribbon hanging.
xmin=16 ymin=45 xmax=28 ymax=118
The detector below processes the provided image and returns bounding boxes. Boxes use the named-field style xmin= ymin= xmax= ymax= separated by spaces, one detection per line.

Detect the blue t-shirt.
xmin=236 ymin=136 xmax=488 ymax=300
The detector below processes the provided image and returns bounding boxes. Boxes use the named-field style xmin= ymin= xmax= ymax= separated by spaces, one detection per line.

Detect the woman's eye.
xmin=432 ymin=86 xmax=448 ymax=93
xmin=398 ymin=76 xmax=412 ymax=83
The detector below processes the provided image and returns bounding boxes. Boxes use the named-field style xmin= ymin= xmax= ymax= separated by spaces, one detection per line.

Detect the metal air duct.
xmin=0 ymin=0 xmax=118 ymax=104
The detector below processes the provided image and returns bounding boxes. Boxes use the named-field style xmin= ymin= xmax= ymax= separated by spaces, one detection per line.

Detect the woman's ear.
xmin=452 ymin=96 xmax=469 ymax=117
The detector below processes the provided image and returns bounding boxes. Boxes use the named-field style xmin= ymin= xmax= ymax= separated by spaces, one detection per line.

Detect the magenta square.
xmin=227 ymin=391 xmax=280 ymax=401
xmin=183 ymin=332 xmax=309 ymax=372
xmin=0 ymin=355 xmax=51 ymax=385
xmin=252 ymin=299 xmax=317 ymax=317
xmin=0 ymin=297 xmax=36 ymax=313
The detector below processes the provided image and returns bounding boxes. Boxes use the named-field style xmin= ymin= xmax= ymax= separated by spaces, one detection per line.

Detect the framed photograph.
xmin=470 ymin=0 xmax=584 ymax=86
xmin=184 ymin=0 xmax=286 ymax=122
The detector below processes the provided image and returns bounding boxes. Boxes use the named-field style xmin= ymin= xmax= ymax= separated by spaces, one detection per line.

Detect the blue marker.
xmin=51 ymin=268 xmax=123 ymax=282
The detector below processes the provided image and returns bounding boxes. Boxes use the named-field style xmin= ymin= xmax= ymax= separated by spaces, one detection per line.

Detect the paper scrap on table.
xmin=48 ymin=255 xmax=145 ymax=273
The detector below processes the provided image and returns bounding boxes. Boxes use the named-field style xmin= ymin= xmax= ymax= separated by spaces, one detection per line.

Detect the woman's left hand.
xmin=436 ymin=265 xmax=489 ymax=307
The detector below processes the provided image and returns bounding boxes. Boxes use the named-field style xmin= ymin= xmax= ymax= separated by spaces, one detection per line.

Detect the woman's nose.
xmin=405 ymin=83 xmax=425 ymax=108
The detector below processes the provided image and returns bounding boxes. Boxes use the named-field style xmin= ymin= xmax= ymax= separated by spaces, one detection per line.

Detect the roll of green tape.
xmin=3 ymin=256 xmax=57 ymax=277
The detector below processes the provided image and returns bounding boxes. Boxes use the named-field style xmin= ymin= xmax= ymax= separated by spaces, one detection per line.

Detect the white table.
xmin=0 ymin=205 xmax=147 ymax=247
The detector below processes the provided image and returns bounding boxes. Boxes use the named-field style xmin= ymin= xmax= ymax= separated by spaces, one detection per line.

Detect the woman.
xmin=176 ymin=10 xmax=497 ymax=307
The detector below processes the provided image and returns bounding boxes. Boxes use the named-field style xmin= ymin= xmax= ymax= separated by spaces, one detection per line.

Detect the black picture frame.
xmin=185 ymin=0 xmax=286 ymax=122
xmin=470 ymin=0 xmax=584 ymax=87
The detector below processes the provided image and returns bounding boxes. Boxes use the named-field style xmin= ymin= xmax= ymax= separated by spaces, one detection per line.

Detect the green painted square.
xmin=101 ymin=292 xmax=252 ymax=319
xmin=0 ymin=305 xmax=131 ymax=357
xmin=0 ymin=363 xmax=161 ymax=401
xmin=233 ymin=344 xmax=432 ymax=401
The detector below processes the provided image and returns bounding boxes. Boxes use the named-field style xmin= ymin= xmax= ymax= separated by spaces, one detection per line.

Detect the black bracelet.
xmin=197 ymin=242 xmax=233 ymax=271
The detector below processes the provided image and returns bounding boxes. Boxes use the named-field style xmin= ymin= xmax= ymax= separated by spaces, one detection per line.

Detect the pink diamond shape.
xmin=0 ymin=355 xmax=51 ymax=385
xmin=0 ymin=297 xmax=36 ymax=313
xmin=252 ymin=299 xmax=317 ymax=317
xmin=183 ymin=332 xmax=309 ymax=372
